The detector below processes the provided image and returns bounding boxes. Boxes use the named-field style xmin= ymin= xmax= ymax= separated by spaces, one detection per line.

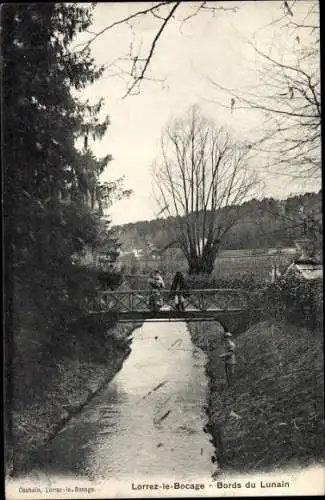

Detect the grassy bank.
xmin=9 ymin=322 xmax=141 ymax=477
xmin=188 ymin=320 xmax=324 ymax=473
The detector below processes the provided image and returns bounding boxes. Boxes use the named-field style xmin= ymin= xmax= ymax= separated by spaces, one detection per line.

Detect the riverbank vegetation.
xmin=3 ymin=4 xmax=132 ymax=475
xmin=188 ymin=272 xmax=324 ymax=473
xmin=188 ymin=272 xmax=323 ymax=471
xmin=186 ymin=274 xmax=323 ymax=331
xmin=189 ymin=319 xmax=324 ymax=472
xmin=12 ymin=322 xmax=136 ymax=475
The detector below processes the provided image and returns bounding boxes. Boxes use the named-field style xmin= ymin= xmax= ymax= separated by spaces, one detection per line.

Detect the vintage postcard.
xmin=4 ymin=1 xmax=324 ymax=498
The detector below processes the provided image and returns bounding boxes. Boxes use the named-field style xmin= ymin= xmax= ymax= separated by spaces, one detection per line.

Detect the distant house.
xmin=283 ymin=260 xmax=323 ymax=281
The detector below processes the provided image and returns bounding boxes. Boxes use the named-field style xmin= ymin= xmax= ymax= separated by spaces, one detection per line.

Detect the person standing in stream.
xmin=219 ymin=332 xmax=236 ymax=387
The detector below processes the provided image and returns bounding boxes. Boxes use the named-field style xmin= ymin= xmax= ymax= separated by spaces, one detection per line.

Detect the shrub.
xmin=184 ymin=273 xmax=266 ymax=291
xmin=255 ymin=277 xmax=323 ymax=332
xmin=183 ymin=273 xmax=323 ymax=333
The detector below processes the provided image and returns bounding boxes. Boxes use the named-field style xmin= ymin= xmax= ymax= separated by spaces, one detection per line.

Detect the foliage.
xmin=4 ymin=4 xmax=111 ymax=275
xmin=258 ymin=276 xmax=323 ymax=331
xmin=3 ymin=4 xmax=125 ymax=420
xmin=185 ymin=274 xmax=265 ymax=290
xmin=97 ymin=268 xmax=123 ymax=290
xmin=115 ymin=191 xmax=322 ymax=262
xmin=189 ymin=320 xmax=324 ymax=472
xmin=184 ymin=272 xmax=323 ymax=332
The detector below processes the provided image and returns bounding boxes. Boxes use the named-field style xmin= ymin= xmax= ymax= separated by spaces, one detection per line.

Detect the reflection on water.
xmin=29 ymin=322 xmax=215 ymax=481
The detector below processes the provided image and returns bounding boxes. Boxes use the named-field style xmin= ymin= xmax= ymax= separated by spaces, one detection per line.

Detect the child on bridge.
xmin=148 ymin=270 xmax=165 ymax=311
xmin=148 ymin=270 xmax=165 ymax=290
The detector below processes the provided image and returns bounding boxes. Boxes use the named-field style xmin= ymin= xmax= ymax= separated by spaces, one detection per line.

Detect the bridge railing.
xmin=87 ymin=288 xmax=251 ymax=313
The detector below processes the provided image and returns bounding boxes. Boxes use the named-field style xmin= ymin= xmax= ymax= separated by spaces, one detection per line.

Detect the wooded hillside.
xmin=114 ymin=191 xmax=322 ymax=254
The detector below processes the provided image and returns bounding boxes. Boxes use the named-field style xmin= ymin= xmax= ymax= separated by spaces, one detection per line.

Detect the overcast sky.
xmin=74 ymin=1 xmax=320 ymax=225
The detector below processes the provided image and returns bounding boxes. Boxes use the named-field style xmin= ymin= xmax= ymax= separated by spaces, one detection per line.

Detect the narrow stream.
xmin=25 ymin=321 xmax=215 ymax=483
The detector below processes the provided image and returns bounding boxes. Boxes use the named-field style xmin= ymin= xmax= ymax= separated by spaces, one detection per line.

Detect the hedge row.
xmin=184 ymin=274 xmax=323 ymax=333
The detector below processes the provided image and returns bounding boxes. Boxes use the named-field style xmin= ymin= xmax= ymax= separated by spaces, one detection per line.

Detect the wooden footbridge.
xmin=87 ymin=288 xmax=259 ymax=334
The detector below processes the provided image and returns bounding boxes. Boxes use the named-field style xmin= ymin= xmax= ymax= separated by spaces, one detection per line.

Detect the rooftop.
xmin=285 ymin=261 xmax=323 ymax=280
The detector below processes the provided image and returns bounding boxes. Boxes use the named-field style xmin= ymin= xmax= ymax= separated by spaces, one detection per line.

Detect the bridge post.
xmin=198 ymin=291 xmax=204 ymax=311
xmin=129 ymin=292 xmax=133 ymax=311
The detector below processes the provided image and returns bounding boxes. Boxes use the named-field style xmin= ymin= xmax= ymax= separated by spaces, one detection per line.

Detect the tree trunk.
xmin=188 ymin=254 xmax=215 ymax=274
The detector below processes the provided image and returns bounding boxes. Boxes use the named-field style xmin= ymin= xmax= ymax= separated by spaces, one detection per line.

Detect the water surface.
xmin=28 ymin=321 xmax=215 ymax=482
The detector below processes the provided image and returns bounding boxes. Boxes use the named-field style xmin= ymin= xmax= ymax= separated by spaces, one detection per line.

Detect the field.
xmin=119 ymin=252 xmax=296 ymax=287
xmin=212 ymin=254 xmax=293 ymax=280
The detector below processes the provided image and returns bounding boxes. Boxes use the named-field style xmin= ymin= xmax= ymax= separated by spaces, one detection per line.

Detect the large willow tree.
xmin=153 ymin=106 xmax=260 ymax=274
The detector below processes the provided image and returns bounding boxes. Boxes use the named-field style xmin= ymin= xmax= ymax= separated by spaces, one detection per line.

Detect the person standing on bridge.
xmin=149 ymin=270 xmax=165 ymax=290
xmin=148 ymin=270 xmax=165 ymax=311
xmin=219 ymin=332 xmax=236 ymax=387
xmin=169 ymin=271 xmax=188 ymax=311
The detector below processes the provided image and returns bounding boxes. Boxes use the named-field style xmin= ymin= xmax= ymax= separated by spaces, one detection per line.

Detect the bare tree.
xmin=152 ymin=106 xmax=260 ymax=274
xmin=78 ymin=2 xmax=319 ymax=180
xmin=207 ymin=1 xmax=320 ymax=181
